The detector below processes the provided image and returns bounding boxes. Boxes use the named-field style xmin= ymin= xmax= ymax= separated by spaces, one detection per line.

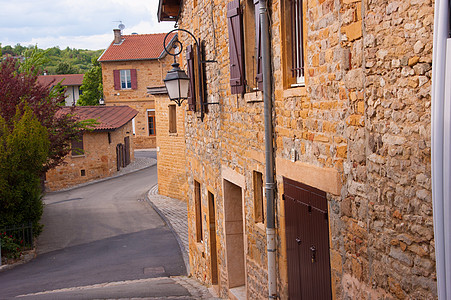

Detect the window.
xmin=71 ymin=133 xmax=84 ymax=156
xmin=120 ymin=69 xmax=131 ymax=89
xmin=169 ymin=105 xmax=177 ymax=133
xmin=285 ymin=0 xmax=305 ymax=86
xmin=227 ymin=0 xmax=262 ymax=94
xmin=113 ymin=69 xmax=137 ymax=90
xmin=148 ymin=110 xmax=156 ymax=136
xmin=253 ymin=171 xmax=264 ymax=223
xmin=194 ymin=180 xmax=203 ymax=243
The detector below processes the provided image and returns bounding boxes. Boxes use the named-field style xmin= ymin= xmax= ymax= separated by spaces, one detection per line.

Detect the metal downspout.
xmin=431 ymin=0 xmax=450 ymax=298
xmin=260 ymin=1 xmax=277 ymax=298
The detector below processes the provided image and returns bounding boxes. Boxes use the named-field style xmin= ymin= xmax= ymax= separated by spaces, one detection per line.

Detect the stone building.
xmin=99 ymin=30 xmax=177 ymax=149
xmin=158 ymin=0 xmax=438 ymax=299
xmin=149 ymin=86 xmax=188 ymax=201
xmin=37 ymin=74 xmax=84 ymax=106
xmin=45 ymin=106 xmax=137 ymax=191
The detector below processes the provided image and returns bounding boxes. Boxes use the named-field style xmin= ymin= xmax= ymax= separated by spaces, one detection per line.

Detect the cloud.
xmin=0 ymin=0 xmax=175 ymax=50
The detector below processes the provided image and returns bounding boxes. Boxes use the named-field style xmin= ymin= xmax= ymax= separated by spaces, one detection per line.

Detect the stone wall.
xmin=155 ymin=94 xmax=188 ymax=201
xmin=176 ymin=0 xmax=436 ymax=299
xmin=45 ymin=122 xmax=134 ymax=191
xmin=101 ymin=58 xmax=173 ymax=149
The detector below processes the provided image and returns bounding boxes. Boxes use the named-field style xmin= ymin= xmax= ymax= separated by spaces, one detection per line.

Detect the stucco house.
xmin=157 ymin=0 xmax=447 ymax=299
xmin=37 ymin=74 xmax=84 ymax=106
xmin=98 ymin=29 xmax=177 ymax=149
xmin=45 ymin=105 xmax=137 ymax=191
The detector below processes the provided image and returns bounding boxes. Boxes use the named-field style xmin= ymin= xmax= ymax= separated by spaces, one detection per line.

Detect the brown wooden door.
xmin=124 ymin=136 xmax=130 ymax=166
xmin=283 ymin=177 xmax=332 ymax=300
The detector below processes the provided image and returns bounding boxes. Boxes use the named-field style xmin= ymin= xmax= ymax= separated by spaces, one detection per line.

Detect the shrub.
xmin=0 ymin=106 xmax=49 ymax=232
xmin=0 ymin=232 xmax=22 ymax=259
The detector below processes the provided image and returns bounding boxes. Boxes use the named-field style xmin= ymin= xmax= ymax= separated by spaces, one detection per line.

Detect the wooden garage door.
xmin=283 ymin=177 xmax=332 ymax=300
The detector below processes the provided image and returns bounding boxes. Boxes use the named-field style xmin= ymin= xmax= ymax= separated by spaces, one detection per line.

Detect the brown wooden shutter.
xmin=113 ymin=70 xmax=121 ymax=90
xmin=186 ymin=45 xmax=196 ymax=111
xmin=130 ymin=69 xmax=138 ymax=89
xmin=254 ymin=0 xmax=263 ymax=90
xmin=227 ymin=0 xmax=245 ymax=95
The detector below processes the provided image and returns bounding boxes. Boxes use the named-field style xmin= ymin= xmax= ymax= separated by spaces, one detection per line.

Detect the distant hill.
xmin=0 ymin=44 xmax=104 ymax=75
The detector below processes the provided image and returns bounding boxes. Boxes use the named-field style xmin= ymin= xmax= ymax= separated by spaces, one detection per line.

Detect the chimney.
xmin=113 ymin=29 xmax=122 ymax=44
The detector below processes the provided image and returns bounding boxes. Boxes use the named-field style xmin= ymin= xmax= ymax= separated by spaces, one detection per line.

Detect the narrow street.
xmin=0 ymin=158 xmax=207 ymax=299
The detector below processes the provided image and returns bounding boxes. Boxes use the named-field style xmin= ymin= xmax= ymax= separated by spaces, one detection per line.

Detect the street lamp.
xmin=163 ymin=62 xmax=190 ymax=106
xmin=163 ymin=28 xmax=217 ymax=121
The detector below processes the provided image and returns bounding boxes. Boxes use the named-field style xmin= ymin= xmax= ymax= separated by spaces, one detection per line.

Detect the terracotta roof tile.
xmin=98 ymin=32 xmax=177 ymax=62
xmin=37 ymin=74 xmax=84 ymax=87
xmin=59 ymin=106 xmax=138 ymax=131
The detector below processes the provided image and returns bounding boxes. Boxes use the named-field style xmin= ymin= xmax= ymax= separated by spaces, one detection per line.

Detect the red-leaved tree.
xmin=0 ymin=57 xmax=83 ymax=172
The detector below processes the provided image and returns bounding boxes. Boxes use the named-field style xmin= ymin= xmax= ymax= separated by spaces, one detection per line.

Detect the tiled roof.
xmin=59 ymin=106 xmax=138 ymax=131
xmin=98 ymin=32 xmax=177 ymax=62
xmin=37 ymin=74 xmax=84 ymax=87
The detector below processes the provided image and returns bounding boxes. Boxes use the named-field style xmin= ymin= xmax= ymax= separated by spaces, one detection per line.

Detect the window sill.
xmin=254 ymin=222 xmax=266 ymax=234
xmin=195 ymin=241 xmax=204 ymax=254
xmin=71 ymin=154 xmax=85 ymax=158
xmin=169 ymin=132 xmax=178 ymax=136
xmin=283 ymin=85 xmax=307 ymax=98
xmin=244 ymin=91 xmax=263 ymax=103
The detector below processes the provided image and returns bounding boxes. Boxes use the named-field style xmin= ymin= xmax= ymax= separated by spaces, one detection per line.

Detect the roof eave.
xmin=158 ymin=33 xmax=178 ymax=59
xmin=157 ymin=0 xmax=181 ymax=22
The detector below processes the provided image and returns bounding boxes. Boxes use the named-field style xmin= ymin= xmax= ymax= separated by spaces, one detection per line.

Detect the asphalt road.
xmin=0 ymin=165 xmax=193 ymax=299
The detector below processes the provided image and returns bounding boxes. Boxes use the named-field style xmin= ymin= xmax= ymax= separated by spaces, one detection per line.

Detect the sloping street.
xmin=0 ymin=160 xmax=208 ymax=299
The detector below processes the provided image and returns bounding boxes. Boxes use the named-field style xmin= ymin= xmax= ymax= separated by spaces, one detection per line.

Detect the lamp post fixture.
xmin=163 ymin=62 xmax=190 ymax=106
xmin=163 ymin=28 xmax=216 ymax=121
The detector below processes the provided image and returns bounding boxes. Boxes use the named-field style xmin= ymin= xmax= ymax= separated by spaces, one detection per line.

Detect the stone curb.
xmin=0 ymin=249 xmax=36 ymax=273
xmin=145 ymin=185 xmax=190 ymax=276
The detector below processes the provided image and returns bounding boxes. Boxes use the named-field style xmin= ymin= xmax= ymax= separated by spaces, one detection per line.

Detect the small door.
xmin=124 ymin=136 xmax=130 ymax=166
xmin=283 ymin=177 xmax=332 ymax=300
xmin=208 ymin=191 xmax=219 ymax=285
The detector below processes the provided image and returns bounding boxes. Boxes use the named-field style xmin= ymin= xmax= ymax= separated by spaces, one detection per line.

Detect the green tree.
xmin=77 ymin=56 xmax=103 ymax=106
xmin=55 ymin=61 xmax=78 ymax=74
xmin=0 ymin=106 xmax=49 ymax=231
xmin=19 ymin=46 xmax=50 ymax=76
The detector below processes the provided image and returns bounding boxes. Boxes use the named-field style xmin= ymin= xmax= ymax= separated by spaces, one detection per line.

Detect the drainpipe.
xmin=260 ymin=1 xmax=277 ymax=299
xmin=431 ymin=0 xmax=450 ymax=298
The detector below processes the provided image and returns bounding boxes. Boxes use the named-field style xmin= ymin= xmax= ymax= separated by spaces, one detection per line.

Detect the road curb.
xmin=47 ymin=159 xmax=157 ymax=194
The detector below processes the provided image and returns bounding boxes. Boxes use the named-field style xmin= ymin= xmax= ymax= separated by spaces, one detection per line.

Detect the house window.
xmin=243 ymin=0 xmax=262 ymax=92
xmin=285 ymin=0 xmax=305 ymax=86
xmin=227 ymin=0 xmax=263 ymax=94
xmin=120 ymin=69 xmax=131 ymax=89
xmin=194 ymin=180 xmax=203 ymax=243
xmin=148 ymin=111 xmax=156 ymax=136
xmin=71 ymin=133 xmax=84 ymax=156
xmin=169 ymin=105 xmax=177 ymax=133
xmin=113 ymin=69 xmax=137 ymax=90
xmin=253 ymin=171 xmax=264 ymax=223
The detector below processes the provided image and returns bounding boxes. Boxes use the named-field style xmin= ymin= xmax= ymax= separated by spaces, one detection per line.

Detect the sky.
xmin=0 ymin=0 xmax=176 ymax=50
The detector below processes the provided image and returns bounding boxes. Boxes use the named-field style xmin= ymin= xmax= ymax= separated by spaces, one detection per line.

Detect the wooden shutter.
xmin=130 ymin=69 xmax=138 ymax=90
xmin=227 ymin=0 xmax=245 ymax=95
xmin=186 ymin=45 xmax=196 ymax=111
xmin=113 ymin=70 xmax=121 ymax=90
xmin=254 ymin=0 xmax=263 ymax=90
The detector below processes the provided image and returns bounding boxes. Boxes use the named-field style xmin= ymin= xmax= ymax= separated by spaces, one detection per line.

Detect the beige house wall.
xmin=155 ymin=94 xmax=188 ymax=201
xmin=45 ymin=122 xmax=134 ymax=191
xmin=101 ymin=57 xmax=173 ymax=149
xmin=177 ymin=0 xmax=435 ymax=299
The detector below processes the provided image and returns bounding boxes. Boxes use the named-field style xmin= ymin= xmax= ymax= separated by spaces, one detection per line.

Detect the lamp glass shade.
xmin=165 ymin=76 xmax=190 ymax=100
xmin=164 ymin=63 xmax=190 ymax=101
